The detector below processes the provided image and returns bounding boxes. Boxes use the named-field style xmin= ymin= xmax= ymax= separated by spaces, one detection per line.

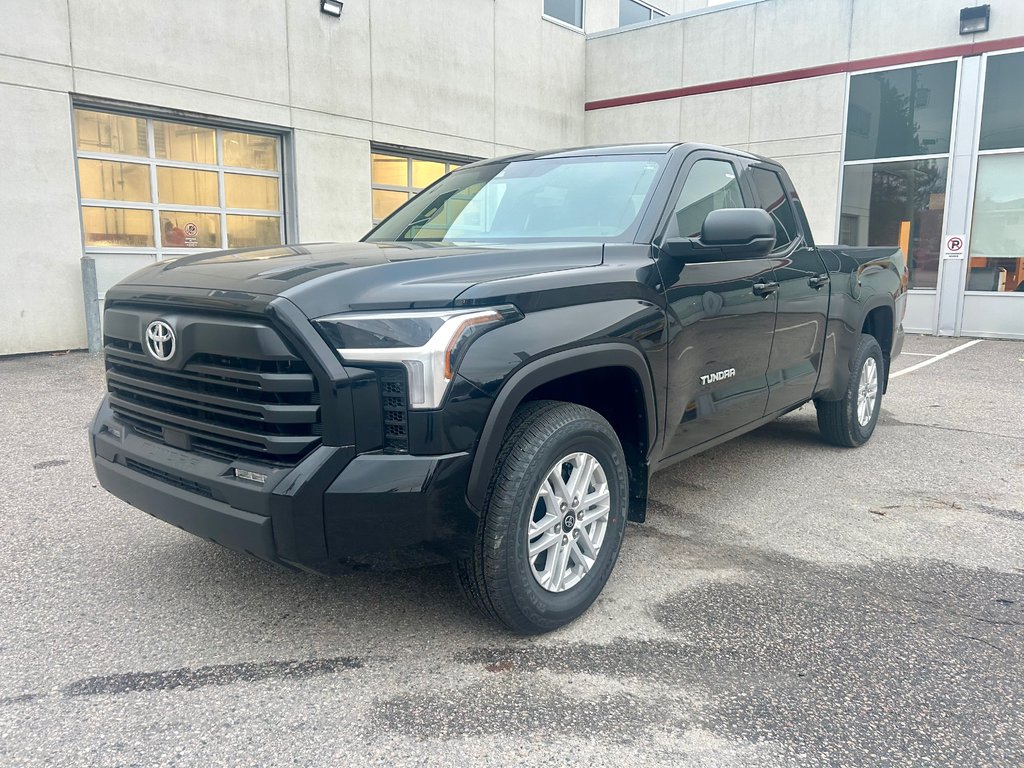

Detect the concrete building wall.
xmin=0 ymin=0 xmax=588 ymax=354
xmin=3 ymin=0 xmax=1024 ymax=354
xmin=584 ymin=0 xmax=1024 ymax=243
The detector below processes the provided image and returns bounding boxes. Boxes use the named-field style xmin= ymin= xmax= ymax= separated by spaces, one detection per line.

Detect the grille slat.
xmin=107 ymin=371 xmax=320 ymax=424
xmin=106 ymin=348 xmax=315 ymax=394
xmin=104 ymin=318 xmax=322 ymax=465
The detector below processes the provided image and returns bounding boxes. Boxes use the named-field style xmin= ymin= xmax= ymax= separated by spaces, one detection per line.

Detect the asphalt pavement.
xmin=1 ymin=335 xmax=1021 ymax=767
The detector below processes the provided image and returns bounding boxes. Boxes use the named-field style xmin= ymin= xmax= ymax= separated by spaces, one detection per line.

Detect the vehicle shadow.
xmin=131 ymin=531 xmax=502 ymax=642
xmin=120 ymin=410 xmax=834 ymax=642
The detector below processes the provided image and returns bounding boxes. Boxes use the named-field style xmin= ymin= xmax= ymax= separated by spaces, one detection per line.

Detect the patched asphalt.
xmin=0 ymin=336 xmax=1021 ymax=767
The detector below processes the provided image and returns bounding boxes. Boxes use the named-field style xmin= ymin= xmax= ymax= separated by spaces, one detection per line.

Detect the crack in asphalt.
xmin=877 ymin=413 xmax=1023 ymax=440
xmin=60 ymin=656 xmax=364 ymax=697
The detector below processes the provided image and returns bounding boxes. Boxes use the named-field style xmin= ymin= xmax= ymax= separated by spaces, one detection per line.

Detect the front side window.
xmin=668 ymin=159 xmax=744 ymax=239
xmin=73 ymin=108 xmax=285 ymax=257
xmin=371 ymin=151 xmax=464 ymax=222
xmin=544 ymin=0 xmax=583 ymax=28
xmin=366 ymin=154 xmax=665 ymax=243
xmin=619 ymin=0 xmax=665 ymax=27
xmin=748 ymin=167 xmax=799 ymax=249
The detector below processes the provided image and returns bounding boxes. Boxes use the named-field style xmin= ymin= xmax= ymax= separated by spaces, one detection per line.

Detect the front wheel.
xmin=456 ymin=400 xmax=629 ymax=634
xmin=815 ymin=333 xmax=884 ymax=447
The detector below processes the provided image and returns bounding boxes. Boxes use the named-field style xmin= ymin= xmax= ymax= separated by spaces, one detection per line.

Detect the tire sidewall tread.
xmin=816 ymin=333 xmax=884 ymax=448
xmin=458 ymin=400 xmax=629 ymax=634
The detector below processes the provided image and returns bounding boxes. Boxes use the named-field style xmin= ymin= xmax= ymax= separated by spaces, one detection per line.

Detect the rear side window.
xmin=668 ymin=159 xmax=744 ymax=238
xmin=748 ymin=167 xmax=799 ymax=249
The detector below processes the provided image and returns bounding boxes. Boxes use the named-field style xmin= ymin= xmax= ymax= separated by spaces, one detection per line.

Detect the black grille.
xmin=125 ymin=459 xmax=214 ymax=499
xmin=378 ymin=368 xmax=409 ymax=454
xmin=104 ymin=331 xmax=322 ymax=465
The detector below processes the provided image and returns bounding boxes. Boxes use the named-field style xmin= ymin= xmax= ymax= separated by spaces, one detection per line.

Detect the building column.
xmin=935 ymin=55 xmax=982 ymax=336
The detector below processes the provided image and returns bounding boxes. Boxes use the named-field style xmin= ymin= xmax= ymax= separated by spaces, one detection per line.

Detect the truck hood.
xmin=118 ymin=241 xmax=605 ymax=317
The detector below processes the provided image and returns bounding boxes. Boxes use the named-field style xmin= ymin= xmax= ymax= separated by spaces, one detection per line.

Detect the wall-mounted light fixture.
xmin=959 ymin=5 xmax=990 ymax=34
xmin=321 ymin=0 xmax=343 ymax=18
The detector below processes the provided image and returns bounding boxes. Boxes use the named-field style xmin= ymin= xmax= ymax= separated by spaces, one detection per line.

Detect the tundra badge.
xmin=701 ymin=368 xmax=736 ymax=386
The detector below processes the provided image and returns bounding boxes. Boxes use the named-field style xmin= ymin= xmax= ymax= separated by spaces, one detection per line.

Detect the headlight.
xmin=314 ymin=306 xmax=520 ymax=409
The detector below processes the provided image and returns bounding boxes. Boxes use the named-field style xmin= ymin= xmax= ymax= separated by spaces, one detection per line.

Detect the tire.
xmin=815 ymin=333 xmax=884 ymax=447
xmin=456 ymin=400 xmax=629 ymax=634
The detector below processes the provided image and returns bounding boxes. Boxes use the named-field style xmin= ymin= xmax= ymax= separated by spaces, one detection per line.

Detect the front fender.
xmin=463 ymin=342 xmax=658 ymax=512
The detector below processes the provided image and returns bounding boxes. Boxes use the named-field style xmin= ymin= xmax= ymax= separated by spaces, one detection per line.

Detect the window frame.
xmin=71 ymin=102 xmax=289 ymax=259
xmin=370 ymin=145 xmax=479 ymax=224
xmin=836 ymin=56 xmax=962 ymax=295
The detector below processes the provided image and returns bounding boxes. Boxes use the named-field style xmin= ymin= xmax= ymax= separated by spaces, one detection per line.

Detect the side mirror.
xmin=661 ymin=208 xmax=776 ymax=261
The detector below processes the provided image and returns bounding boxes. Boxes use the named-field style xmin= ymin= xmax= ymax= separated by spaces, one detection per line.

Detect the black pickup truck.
xmin=91 ymin=143 xmax=906 ymax=633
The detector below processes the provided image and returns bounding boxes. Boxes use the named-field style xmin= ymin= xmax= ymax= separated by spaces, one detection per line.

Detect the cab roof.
xmin=467 ymin=142 xmax=773 ymax=167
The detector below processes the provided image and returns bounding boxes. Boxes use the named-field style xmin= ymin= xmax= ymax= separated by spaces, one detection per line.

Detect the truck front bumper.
xmin=91 ymin=397 xmax=477 ymax=572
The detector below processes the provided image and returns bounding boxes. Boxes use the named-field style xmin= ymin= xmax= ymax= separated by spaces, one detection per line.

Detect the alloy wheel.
xmin=526 ymin=452 xmax=611 ymax=593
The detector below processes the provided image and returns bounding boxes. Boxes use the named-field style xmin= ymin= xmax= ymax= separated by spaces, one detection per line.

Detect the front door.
xmin=658 ymin=154 xmax=779 ymax=458
xmin=746 ymin=164 xmax=830 ymax=413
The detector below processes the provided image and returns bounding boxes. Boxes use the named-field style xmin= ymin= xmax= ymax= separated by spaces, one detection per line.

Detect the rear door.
xmin=745 ymin=164 xmax=830 ymax=414
xmin=657 ymin=152 xmax=779 ymax=457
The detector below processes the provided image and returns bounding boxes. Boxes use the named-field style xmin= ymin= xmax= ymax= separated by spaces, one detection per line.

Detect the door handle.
xmin=752 ymin=281 xmax=779 ymax=298
xmin=808 ymin=273 xmax=830 ymax=289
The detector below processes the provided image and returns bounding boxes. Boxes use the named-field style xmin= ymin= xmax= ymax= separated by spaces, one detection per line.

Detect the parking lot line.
xmin=891 ymin=338 xmax=983 ymax=379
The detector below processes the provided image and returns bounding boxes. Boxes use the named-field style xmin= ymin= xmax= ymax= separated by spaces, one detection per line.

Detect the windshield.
xmin=365 ymin=154 xmax=667 ymax=243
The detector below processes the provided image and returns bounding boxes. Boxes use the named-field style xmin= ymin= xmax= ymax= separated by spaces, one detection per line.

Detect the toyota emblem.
xmin=145 ymin=320 xmax=176 ymax=361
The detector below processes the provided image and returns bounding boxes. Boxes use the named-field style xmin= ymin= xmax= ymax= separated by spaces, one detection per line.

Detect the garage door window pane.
xmin=77 ymin=159 xmax=151 ymax=202
xmin=156 ymin=167 xmax=219 ymax=207
xmin=839 ymin=159 xmax=948 ymax=289
xmin=979 ymin=52 xmax=1024 ymax=151
xmin=967 ymin=153 xmax=1024 ymax=292
xmin=372 ymin=154 xmax=408 ymax=187
xmin=153 ymin=121 xmax=217 ymax=165
xmin=82 ymin=207 xmax=154 ymax=247
xmin=373 ymin=189 xmax=409 ymax=220
xmin=158 ymin=211 xmax=220 ymax=248
xmin=411 ymin=159 xmax=447 ymax=189
xmin=222 ymin=131 xmax=278 ymax=170
xmin=225 ymin=174 xmax=279 ymax=211
xmin=845 ymin=62 xmax=957 ymax=162
xmin=227 ymin=215 xmax=282 ymax=248
xmin=75 ymin=110 xmax=147 ymax=156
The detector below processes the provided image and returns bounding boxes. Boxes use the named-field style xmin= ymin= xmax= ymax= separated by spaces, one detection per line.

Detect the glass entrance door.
xmin=960 ymin=50 xmax=1024 ymax=338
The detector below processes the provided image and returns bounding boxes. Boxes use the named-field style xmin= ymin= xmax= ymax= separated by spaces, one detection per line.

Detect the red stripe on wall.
xmin=585 ymin=34 xmax=1024 ymax=111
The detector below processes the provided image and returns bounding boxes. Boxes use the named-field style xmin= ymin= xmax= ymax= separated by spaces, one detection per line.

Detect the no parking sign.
xmin=943 ymin=233 xmax=966 ymax=259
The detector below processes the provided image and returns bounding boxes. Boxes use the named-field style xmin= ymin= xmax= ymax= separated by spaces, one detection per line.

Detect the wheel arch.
xmin=860 ymin=302 xmax=895 ymax=392
xmin=817 ymin=293 xmax=896 ymax=401
xmin=465 ymin=343 xmax=657 ymax=522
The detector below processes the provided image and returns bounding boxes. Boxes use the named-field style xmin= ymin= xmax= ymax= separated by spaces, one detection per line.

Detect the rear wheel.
xmin=456 ymin=400 xmax=628 ymax=634
xmin=815 ymin=333 xmax=884 ymax=447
